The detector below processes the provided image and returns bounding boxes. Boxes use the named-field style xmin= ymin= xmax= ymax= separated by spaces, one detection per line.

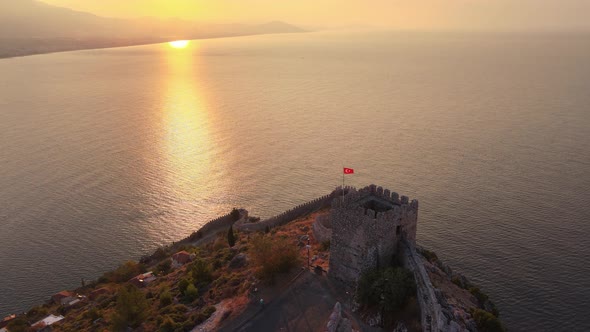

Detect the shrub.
xmin=471 ymin=308 xmax=505 ymax=332
xmin=84 ymin=307 xmax=101 ymax=321
xmin=184 ymin=284 xmax=199 ymax=302
xmin=469 ymin=287 xmax=489 ymax=306
xmin=158 ymin=316 xmax=179 ymax=332
xmin=160 ymin=290 xmax=173 ymax=307
xmin=156 ymin=259 xmax=172 ymax=276
xmin=191 ymin=259 xmax=213 ymax=286
xmin=250 ymin=234 xmax=300 ymax=280
xmin=178 ymin=278 xmax=190 ymax=295
xmin=320 ymin=240 xmax=330 ymax=251
xmin=104 ymin=261 xmax=144 ymax=283
xmin=357 ymin=267 xmax=416 ymax=313
xmin=421 ymin=249 xmax=438 ymax=263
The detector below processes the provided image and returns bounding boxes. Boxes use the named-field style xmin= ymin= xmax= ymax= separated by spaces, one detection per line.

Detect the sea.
xmin=1 ymin=30 xmax=589 ymax=331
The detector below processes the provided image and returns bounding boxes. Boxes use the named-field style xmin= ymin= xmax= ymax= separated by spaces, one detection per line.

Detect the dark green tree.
xmin=227 ymin=225 xmax=236 ymax=247
xmin=230 ymin=208 xmax=240 ymax=221
xmin=6 ymin=317 xmax=31 ymax=332
xmin=191 ymin=259 xmax=213 ymax=286
xmin=111 ymin=284 xmax=149 ymax=331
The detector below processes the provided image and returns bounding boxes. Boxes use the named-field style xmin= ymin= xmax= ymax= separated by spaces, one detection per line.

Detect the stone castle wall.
xmin=400 ymin=241 xmax=447 ymax=332
xmin=328 ymin=185 xmax=418 ymax=284
xmin=235 ymin=187 xmax=354 ymax=232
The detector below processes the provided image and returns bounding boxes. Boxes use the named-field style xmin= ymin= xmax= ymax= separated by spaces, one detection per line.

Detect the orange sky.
xmin=41 ymin=0 xmax=590 ymax=30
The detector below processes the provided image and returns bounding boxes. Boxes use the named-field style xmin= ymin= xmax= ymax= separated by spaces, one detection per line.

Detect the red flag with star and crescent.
xmin=343 ymin=168 xmax=354 ymax=174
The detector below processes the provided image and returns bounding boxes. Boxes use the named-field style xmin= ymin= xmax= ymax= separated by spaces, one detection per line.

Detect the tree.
xmin=191 ymin=259 xmax=213 ymax=286
xmin=111 ymin=285 xmax=149 ymax=331
xmin=250 ymin=234 xmax=299 ymax=280
xmin=227 ymin=225 xmax=236 ymax=247
xmin=357 ymin=267 xmax=416 ymax=312
xmin=230 ymin=208 xmax=240 ymax=221
xmin=6 ymin=317 xmax=31 ymax=332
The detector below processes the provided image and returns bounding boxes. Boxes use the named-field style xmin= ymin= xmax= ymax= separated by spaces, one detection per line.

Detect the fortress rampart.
xmin=328 ymin=185 xmax=419 ymax=284
xmin=235 ymin=187 xmax=354 ymax=232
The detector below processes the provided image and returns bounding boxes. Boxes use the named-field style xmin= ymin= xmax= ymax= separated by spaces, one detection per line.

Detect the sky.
xmin=38 ymin=0 xmax=590 ymax=31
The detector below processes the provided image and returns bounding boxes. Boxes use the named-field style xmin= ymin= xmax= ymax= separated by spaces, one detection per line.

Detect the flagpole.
xmin=342 ymin=165 xmax=345 ymax=203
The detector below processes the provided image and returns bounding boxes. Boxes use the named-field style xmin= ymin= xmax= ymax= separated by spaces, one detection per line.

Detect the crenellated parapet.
xmin=328 ymin=185 xmax=419 ymax=285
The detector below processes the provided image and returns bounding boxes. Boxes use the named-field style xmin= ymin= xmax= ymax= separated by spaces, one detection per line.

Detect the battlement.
xmin=328 ymin=185 xmax=419 ymax=285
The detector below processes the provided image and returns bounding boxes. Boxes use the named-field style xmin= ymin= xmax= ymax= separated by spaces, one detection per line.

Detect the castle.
xmin=325 ymin=185 xmax=419 ymax=284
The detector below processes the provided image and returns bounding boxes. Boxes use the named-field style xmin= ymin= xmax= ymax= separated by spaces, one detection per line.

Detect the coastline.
xmin=0 ymin=31 xmax=307 ymax=60
xmin=1 ymin=187 xmax=504 ymax=331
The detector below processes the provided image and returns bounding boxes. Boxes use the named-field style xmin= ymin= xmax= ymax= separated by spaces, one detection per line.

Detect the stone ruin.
xmin=326 ymin=184 xmax=419 ymax=285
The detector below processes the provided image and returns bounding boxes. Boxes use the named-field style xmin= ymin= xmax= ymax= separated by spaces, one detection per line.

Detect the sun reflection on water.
xmin=161 ymin=42 xmax=216 ymax=204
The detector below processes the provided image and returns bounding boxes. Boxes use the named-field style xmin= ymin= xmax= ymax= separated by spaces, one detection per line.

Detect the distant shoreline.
xmin=0 ymin=31 xmax=307 ymax=60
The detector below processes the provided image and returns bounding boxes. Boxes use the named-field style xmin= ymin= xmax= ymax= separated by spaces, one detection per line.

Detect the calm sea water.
xmin=1 ymin=31 xmax=589 ymax=331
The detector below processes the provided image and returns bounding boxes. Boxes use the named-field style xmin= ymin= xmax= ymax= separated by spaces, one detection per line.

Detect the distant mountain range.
xmin=0 ymin=0 xmax=306 ymax=58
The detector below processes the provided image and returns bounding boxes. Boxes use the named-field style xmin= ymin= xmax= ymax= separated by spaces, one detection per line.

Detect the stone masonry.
xmin=328 ymin=185 xmax=418 ymax=285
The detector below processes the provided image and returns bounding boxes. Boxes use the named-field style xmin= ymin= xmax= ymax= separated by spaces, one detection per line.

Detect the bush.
xmin=184 ymin=284 xmax=199 ymax=302
xmin=191 ymin=259 xmax=213 ymax=286
xmin=158 ymin=316 xmax=179 ymax=332
xmin=190 ymin=305 xmax=217 ymax=325
xmin=104 ymin=261 xmax=144 ymax=283
xmin=250 ymin=234 xmax=300 ymax=280
xmin=471 ymin=308 xmax=505 ymax=332
xmin=421 ymin=249 xmax=438 ymax=263
xmin=160 ymin=290 xmax=173 ymax=307
xmin=178 ymin=278 xmax=190 ymax=295
xmin=84 ymin=307 xmax=101 ymax=321
xmin=469 ymin=287 xmax=489 ymax=306
xmin=156 ymin=259 xmax=172 ymax=276
xmin=357 ymin=267 xmax=416 ymax=313
xmin=320 ymin=240 xmax=330 ymax=251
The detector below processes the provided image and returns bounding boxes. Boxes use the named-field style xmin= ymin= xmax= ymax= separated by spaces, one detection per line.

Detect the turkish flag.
xmin=343 ymin=168 xmax=354 ymax=174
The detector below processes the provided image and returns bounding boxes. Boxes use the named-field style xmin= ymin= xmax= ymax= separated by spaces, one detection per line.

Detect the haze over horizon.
xmin=31 ymin=0 xmax=590 ymax=32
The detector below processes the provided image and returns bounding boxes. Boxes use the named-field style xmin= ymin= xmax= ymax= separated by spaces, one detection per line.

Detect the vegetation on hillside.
xmin=357 ymin=266 xmax=417 ymax=328
xmin=10 ymin=211 xmax=311 ymax=332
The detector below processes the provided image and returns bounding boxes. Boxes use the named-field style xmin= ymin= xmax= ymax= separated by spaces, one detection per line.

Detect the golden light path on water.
xmin=151 ymin=40 xmax=230 ymax=238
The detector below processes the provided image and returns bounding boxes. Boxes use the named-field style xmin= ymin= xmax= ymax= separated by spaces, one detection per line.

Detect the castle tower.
xmin=328 ymin=185 xmax=418 ymax=285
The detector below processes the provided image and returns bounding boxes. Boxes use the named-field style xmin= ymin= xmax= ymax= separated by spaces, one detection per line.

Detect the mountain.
xmin=0 ymin=0 xmax=306 ymax=57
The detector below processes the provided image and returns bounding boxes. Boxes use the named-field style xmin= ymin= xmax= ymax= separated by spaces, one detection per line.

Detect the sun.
xmin=169 ymin=40 xmax=190 ymax=49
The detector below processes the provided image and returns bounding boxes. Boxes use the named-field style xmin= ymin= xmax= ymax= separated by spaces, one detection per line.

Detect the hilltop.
xmin=1 ymin=186 xmax=504 ymax=332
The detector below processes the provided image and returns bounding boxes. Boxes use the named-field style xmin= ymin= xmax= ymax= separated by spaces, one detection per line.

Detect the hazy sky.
xmin=41 ymin=0 xmax=590 ymax=31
